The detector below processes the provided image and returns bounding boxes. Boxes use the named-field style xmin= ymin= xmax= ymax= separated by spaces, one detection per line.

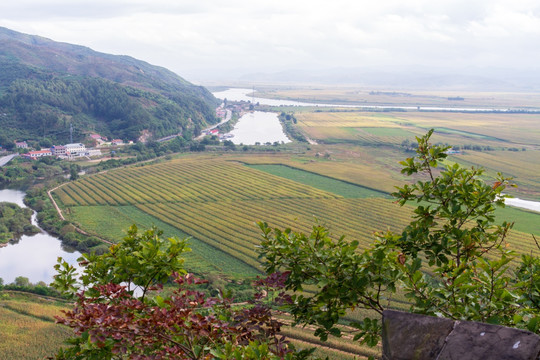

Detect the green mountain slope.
xmin=0 ymin=27 xmax=219 ymax=144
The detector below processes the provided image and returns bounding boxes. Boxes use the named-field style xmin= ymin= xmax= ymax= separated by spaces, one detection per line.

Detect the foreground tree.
xmin=258 ymin=129 xmax=540 ymax=348
xmin=52 ymin=226 xmax=312 ymax=359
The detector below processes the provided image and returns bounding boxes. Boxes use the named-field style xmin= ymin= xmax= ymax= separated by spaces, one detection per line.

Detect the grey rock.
xmin=382 ymin=310 xmax=454 ymax=360
xmin=438 ymin=320 xmax=540 ymax=360
xmin=382 ymin=310 xmax=540 ymax=360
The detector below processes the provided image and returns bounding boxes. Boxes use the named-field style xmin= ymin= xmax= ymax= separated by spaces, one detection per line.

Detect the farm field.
xmin=245 ymin=164 xmax=389 ymax=198
xmin=55 ymin=154 xmax=540 ymax=279
xmin=55 ymin=156 xmax=410 ymax=275
xmin=0 ymin=292 xmax=71 ymax=360
xmin=294 ymin=110 xmax=540 ymax=147
xmin=287 ymin=108 xmax=540 ymax=200
xmin=67 ymin=204 xmax=259 ymax=277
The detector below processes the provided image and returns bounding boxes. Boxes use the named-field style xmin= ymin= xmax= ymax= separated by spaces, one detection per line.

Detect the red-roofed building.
xmin=22 ymin=149 xmax=52 ymax=159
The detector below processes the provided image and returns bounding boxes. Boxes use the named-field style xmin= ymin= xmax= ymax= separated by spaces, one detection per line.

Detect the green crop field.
xmin=246 ymin=164 xmax=389 ymax=198
xmin=494 ymin=206 xmax=540 ymax=237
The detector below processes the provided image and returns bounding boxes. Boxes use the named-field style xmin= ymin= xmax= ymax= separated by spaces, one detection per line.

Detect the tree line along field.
xmin=53 ymin=155 xmax=539 ymax=280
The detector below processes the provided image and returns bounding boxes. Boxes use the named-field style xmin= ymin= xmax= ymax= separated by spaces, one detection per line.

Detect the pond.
xmin=227 ymin=111 xmax=291 ymax=145
xmin=0 ymin=189 xmax=81 ymax=284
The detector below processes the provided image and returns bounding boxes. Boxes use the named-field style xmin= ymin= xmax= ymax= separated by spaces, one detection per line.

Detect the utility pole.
xmin=70 ymin=122 xmax=73 ymax=144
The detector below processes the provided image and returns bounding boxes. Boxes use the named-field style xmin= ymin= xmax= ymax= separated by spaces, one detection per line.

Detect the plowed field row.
xmin=137 ymin=197 xmax=420 ymax=270
xmin=57 ymin=159 xmax=338 ymax=208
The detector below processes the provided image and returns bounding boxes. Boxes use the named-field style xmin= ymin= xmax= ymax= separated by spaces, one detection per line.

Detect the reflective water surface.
xmin=227 ymin=111 xmax=291 ymax=145
xmin=0 ymin=189 xmax=81 ymax=284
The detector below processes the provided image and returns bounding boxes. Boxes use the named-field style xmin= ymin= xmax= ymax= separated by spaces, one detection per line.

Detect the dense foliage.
xmin=0 ymin=76 xmax=217 ymax=143
xmin=0 ymin=156 xmax=69 ymax=187
xmin=279 ymin=112 xmax=307 ymax=143
xmin=0 ymin=276 xmax=62 ymax=297
xmin=0 ymin=201 xmax=39 ymax=243
xmin=258 ymin=130 xmax=540 ymax=348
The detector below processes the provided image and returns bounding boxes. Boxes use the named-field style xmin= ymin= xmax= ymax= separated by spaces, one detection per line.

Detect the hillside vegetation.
xmin=0 ymin=27 xmax=219 ymax=144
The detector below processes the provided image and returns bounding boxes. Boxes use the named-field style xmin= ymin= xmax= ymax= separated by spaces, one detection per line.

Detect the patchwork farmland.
xmin=53 ymin=155 xmax=539 ymax=278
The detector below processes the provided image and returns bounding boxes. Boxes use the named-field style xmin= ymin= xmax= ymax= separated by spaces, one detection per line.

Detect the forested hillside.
xmin=0 ymin=27 xmax=219 ymax=144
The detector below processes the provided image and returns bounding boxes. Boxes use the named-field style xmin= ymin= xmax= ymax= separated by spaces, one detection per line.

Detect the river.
xmin=212 ymin=88 xmax=520 ymax=112
xmin=0 ymin=189 xmax=81 ymax=284
xmin=505 ymin=197 xmax=540 ymax=213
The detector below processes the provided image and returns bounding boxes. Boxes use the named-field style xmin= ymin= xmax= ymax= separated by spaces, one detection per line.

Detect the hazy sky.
xmin=1 ymin=0 xmax=539 ymax=82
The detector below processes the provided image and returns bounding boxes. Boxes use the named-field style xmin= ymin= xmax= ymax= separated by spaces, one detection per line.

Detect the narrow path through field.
xmin=47 ymin=183 xmax=66 ymax=221
xmin=47 ymin=182 xmax=113 ymax=245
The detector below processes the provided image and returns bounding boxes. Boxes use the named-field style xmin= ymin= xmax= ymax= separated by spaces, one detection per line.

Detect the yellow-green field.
xmin=295 ymin=110 xmax=540 ymax=147
xmin=286 ymin=109 xmax=540 ymax=200
xmin=54 ymin=154 xmax=539 ymax=280
xmin=55 ymin=157 xmax=411 ymax=275
xmin=0 ymin=292 xmax=71 ymax=360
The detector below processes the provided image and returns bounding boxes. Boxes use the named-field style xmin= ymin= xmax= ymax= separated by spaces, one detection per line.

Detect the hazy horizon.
xmin=1 ymin=0 xmax=539 ymax=89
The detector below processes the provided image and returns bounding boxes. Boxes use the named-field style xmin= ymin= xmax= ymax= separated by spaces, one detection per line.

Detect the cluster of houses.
xmin=201 ymin=128 xmax=234 ymax=140
xmin=16 ymin=134 xmax=127 ymax=160
xmin=19 ymin=142 xmax=101 ymax=160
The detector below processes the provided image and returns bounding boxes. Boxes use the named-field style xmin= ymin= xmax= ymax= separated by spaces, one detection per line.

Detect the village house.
xmin=85 ymin=149 xmax=102 ymax=157
xmin=89 ymin=134 xmax=107 ymax=146
xmin=51 ymin=145 xmax=67 ymax=157
xmin=15 ymin=141 xmax=28 ymax=149
xmin=22 ymin=149 xmax=52 ymax=159
xmin=111 ymin=139 xmax=124 ymax=145
xmin=216 ymin=108 xmax=227 ymax=118
xmin=65 ymin=143 xmax=86 ymax=157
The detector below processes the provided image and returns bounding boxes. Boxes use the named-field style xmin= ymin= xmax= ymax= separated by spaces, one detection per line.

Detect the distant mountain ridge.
xmin=0 ymin=27 xmax=219 ymax=144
